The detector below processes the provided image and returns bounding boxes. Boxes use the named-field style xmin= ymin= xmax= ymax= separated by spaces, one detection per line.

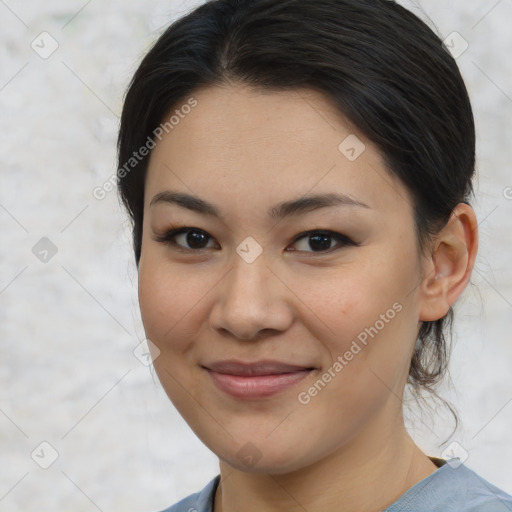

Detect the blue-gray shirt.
xmin=158 ymin=457 xmax=512 ymax=512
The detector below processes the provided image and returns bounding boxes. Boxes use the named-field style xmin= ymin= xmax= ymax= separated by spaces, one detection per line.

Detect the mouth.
xmin=202 ymin=359 xmax=315 ymax=399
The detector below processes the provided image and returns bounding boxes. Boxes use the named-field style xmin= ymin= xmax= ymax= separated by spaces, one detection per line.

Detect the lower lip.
xmin=205 ymin=368 xmax=313 ymax=399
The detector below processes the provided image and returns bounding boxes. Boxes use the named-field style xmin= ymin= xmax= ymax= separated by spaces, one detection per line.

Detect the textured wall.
xmin=1 ymin=1 xmax=511 ymax=510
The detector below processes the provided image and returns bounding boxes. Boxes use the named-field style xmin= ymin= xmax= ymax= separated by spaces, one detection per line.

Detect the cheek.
xmin=137 ymin=258 xmax=209 ymax=409
xmin=137 ymin=255 xmax=223 ymax=357
xmin=292 ymin=254 xmax=416 ymax=341
xmin=138 ymin=257 xmax=195 ymax=348
xmin=288 ymin=247 xmax=420 ymax=394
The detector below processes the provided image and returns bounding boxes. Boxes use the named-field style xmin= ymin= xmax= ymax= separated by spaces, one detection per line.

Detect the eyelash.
xmin=154 ymin=225 xmax=359 ymax=255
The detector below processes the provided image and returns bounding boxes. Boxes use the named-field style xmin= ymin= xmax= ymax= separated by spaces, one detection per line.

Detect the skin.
xmin=138 ymin=84 xmax=478 ymax=512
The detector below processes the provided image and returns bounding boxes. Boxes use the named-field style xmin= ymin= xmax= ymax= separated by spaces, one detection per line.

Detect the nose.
xmin=208 ymin=252 xmax=294 ymax=340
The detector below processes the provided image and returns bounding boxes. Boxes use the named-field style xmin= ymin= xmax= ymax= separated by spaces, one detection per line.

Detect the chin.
xmin=214 ymin=437 xmax=315 ymax=475
xmin=226 ymin=455 xmax=303 ymax=475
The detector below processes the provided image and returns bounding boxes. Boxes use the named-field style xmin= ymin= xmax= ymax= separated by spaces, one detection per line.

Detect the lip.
xmin=202 ymin=359 xmax=315 ymax=399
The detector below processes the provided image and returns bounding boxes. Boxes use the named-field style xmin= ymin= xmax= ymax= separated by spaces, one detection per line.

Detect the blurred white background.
xmin=1 ymin=0 xmax=511 ymax=510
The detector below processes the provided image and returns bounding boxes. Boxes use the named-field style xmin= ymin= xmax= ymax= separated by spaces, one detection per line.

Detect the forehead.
xmin=144 ymin=85 xmax=413 ymax=219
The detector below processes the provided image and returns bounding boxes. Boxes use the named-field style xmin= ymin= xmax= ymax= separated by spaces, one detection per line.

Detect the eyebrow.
xmin=149 ymin=190 xmax=370 ymax=220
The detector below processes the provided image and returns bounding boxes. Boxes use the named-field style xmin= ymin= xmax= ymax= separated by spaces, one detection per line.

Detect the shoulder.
xmin=386 ymin=459 xmax=512 ymax=512
xmin=156 ymin=475 xmax=220 ymax=512
xmin=458 ymin=463 xmax=512 ymax=512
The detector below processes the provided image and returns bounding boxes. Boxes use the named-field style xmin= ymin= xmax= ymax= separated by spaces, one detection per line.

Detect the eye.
xmin=154 ymin=226 xmax=217 ymax=251
xmin=287 ymin=230 xmax=358 ymax=254
xmin=154 ymin=226 xmax=358 ymax=254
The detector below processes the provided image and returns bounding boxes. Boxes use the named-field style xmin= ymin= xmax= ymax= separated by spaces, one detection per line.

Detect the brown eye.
xmin=155 ymin=227 xmax=217 ymax=251
xmin=288 ymin=230 xmax=357 ymax=254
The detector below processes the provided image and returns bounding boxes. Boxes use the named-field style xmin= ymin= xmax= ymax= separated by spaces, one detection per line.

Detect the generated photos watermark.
xmin=297 ymin=301 xmax=403 ymax=404
xmin=92 ymin=97 xmax=198 ymax=200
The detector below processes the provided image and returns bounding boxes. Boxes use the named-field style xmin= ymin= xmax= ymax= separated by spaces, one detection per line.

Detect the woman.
xmin=116 ymin=0 xmax=512 ymax=510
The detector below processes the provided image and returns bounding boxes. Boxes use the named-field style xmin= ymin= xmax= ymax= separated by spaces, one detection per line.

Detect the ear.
xmin=418 ymin=203 xmax=479 ymax=322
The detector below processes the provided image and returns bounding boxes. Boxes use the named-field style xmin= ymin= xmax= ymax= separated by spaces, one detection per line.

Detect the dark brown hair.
xmin=117 ymin=0 xmax=476 ymax=438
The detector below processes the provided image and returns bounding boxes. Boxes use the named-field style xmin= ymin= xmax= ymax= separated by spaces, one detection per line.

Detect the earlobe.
xmin=419 ymin=203 xmax=478 ymax=322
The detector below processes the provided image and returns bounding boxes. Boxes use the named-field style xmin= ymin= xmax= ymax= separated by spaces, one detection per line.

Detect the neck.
xmin=214 ymin=412 xmax=438 ymax=512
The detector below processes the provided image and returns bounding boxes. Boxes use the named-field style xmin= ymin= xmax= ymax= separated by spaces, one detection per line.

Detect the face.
xmin=138 ymin=84 xmax=427 ymax=474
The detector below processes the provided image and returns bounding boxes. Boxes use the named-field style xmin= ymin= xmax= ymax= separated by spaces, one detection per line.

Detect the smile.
xmin=202 ymin=360 xmax=315 ymax=399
